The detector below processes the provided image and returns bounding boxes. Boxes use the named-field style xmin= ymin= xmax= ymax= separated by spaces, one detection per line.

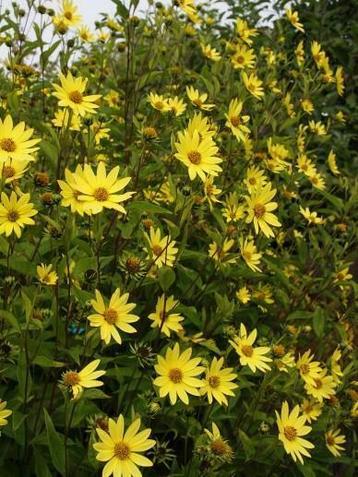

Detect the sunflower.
xmin=148 ymin=294 xmax=184 ymax=337
xmin=204 ymin=422 xmax=233 ymax=462
xmin=300 ymin=399 xmax=323 ymax=423
xmin=327 ymin=150 xmax=340 ymax=175
xmin=296 ymin=350 xmax=323 ymax=385
xmin=231 ymin=44 xmax=256 ymax=69
xmin=52 ymin=109 xmax=81 ymax=131
xmin=146 ymin=227 xmax=178 ymax=268
xmin=201 ymin=357 xmax=238 ymax=406
xmin=0 ymin=400 xmax=12 ymax=427
xmin=147 ymin=92 xmax=169 ymax=112
xmin=286 ymin=8 xmax=304 ymax=32
xmin=175 ymin=129 xmax=222 ymax=181
xmin=93 ymin=414 xmax=155 ymax=477
xmin=153 ymin=343 xmax=204 ymax=405
xmin=299 ymin=206 xmax=324 ymax=225
xmin=335 ymin=66 xmax=345 ymax=96
xmin=222 ymin=192 xmax=245 ymax=222
xmin=242 ymin=72 xmax=264 ymax=99
xmin=58 ymin=166 xmax=88 ymax=216
xmin=225 ymin=98 xmax=250 ymax=142
xmin=304 ymin=369 xmax=337 ymax=402
xmin=236 ymin=18 xmax=257 ymax=45
xmin=229 ymin=323 xmax=272 ymax=373
xmin=186 ymin=86 xmax=214 ymax=111
xmin=0 ymin=191 xmax=37 ymax=238
xmin=239 ymin=237 xmax=262 ymax=272
xmin=58 ymin=0 xmax=82 ymax=27
xmin=245 ymin=183 xmax=281 ymax=238
xmin=62 ymin=359 xmax=105 ymax=399
xmin=325 ymin=429 xmax=346 ymax=457
xmin=166 ymin=96 xmax=187 ymax=116
xmin=330 ymin=348 xmax=343 ymax=383
xmin=37 ymin=264 xmax=58 ymax=286
xmin=187 ymin=113 xmax=216 ymax=139
xmin=52 ymin=71 xmax=101 ymax=116
xmin=1 ymin=158 xmax=30 ymax=183
xmin=88 ymin=289 xmax=139 ymax=345
xmin=208 ymin=238 xmax=236 ymax=264
xmin=276 ymin=401 xmax=314 ymax=464
xmin=201 ymin=43 xmax=221 ymax=61
xmin=236 ymin=286 xmax=251 ymax=304
xmin=0 ymin=115 xmax=40 ymax=162
xmin=78 ymin=25 xmax=95 ymax=43
xmin=244 ymin=165 xmax=267 ymax=193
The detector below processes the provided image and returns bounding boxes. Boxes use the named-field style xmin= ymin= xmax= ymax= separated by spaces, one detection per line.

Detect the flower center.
xmin=103 ymin=308 xmax=118 ymax=325
xmin=154 ymin=101 xmax=164 ymax=110
xmin=211 ymin=439 xmax=229 ymax=456
xmin=326 ymin=435 xmax=335 ymax=446
xmin=248 ymin=177 xmax=256 ymax=185
xmin=7 ymin=210 xmax=19 ymax=222
xmin=94 ymin=187 xmax=109 ymax=202
xmin=243 ymin=251 xmax=252 ymax=261
xmin=313 ymin=378 xmax=322 ymax=389
xmin=300 ymin=363 xmax=310 ymax=375
xmin=241 ymin=344 xmax=253 ymax=357
xmin=159 ymin=310 xmax=168 ymax=322
xmin=114 ymin=442 xmax=130 ymax=460
xmin=284 ymin=426 xmax=297 ymax=441
xmin=188 ymin=151 xmax=201 ymax=165
xmin=0 ymin=138 xmax=16 ymax=152
xmin=63 ymin=371 xmax=80 ymax=386
xmin=254 ymin=203 xmax=266 ymax=218
xmin=208 ymin=375 xmax=220 ymax=389
xmin=230 ymin=116 xmax=240 ymax=127
xmin=152 ymin=245 xmax=163 ymax=256
xmin=193 ymin=98 xmax=203 ymax=108
xmin=126 ymin=257 xmax=141 ymax=273
xmin=69 ymin=90 xmax=83 ymax=104
xmin=64 ymin=11 xmax=73 ymax=20
xmin=235 ymin=55 xmax=245 ymax=64
xmin=2 ymin=166 xmax=16 ymax=178
xmin=169 ymin=367 xmax=183 ymax=384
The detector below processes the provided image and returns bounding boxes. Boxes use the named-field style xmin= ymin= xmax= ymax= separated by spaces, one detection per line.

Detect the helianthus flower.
xmin=201 ymin=357 xmax=238 ymax=406
xmin=229 ymin=323 xmax=272 ymax=373
xmin=244 ymin=166 xmax=267 ymax=193
xmin=286 ymin=9 xmax=304 ymax=32
xmin=300 ymin=399 xmax=323 ymax=423
xmin=252 ymin=283 xmax=274 ymax=304
xmin=88 ymin=289 xmax=139 ymax=345
xmin=330 ymin=348 xmax=343 ymax=383
xmin=201 ymin=43 xmax=221 ymax=61
xmin=78 ymin=25 xmax=95 ymax=42
xmin=186 ymin=86 xmax=214 ymax=111
xmin=37 ymin=264 xmax=58 ymax=286
xmin=1 ymin=158 xmax=30 ymax=183
xmin=148 ymin=294 xmax=184 ymax=337
xmin=52 ymin=109 xmax=81 ymax=131
xmin=296 ymin=350 xmax=323 ymax=385
xmin=58 ymin=0 xmax=82 ymax=27
xmin=204 ymin=423 xmax=233 ymax=462
xmin=308 ymin=120 xmax=327 ymax=136
xmin=166 ymin=96 xmax=187 ymax=116
xmin=295 ymin=40 xmax=305 ymax=66
xmin=231 ymin=44 xmax=256 ymax=69
xmin=276 ymin=401 xmax=314 ymax=464
xmin=0 ymin=115 xmax=40 ymax=162
xmin=235 ymin=18 xmax=257 ymax=45
xmin=327 ymin=150 xmax=340 ymax=175
xmin=297 ymin=154 xmax=316 ymax=177
xmin=299 ymin=206 xmax=325 ymax=225
xmin=245 ymin=183 xmax=281 ymax=238
xmin=309 ymin=172 xmax=326 ymax=190
xmin=177 ymin=0 xmax=196 ymax=17
xmin=52 ymin=71 xmax=101 ymax=116
xmin=0 ymin=191 xmax=37 ymax=238
xmin=147 ymin=92 xmax=169 ymax=112
xmin=325 ymin=429 xmax=346 ymax=457
xmin=187 ymin=113 xmax=216 ymax=139
xmin=222 ymin=192 xmax=245 ymax=222
xmin=62 ymin=359 xmax=105 ymax=399
xmin=0 ymin=400 xmax=12 ymax=427
xmin=203 ymin=176 xmax=222 ymax=209
xmin=208 ymin=238 xmax=236 ymax=264
xmin=240 ymin=237 xmax=262 ymax=272
xmin=225 ymin=98 xmax=250 ymax=142
xmin=335 ymin=66 xmax=345 ymax=96
xmin=146 ymin=227 xmax=178 ymax=268
xmin=93 ymin=414 xmax=155 ymax=477
xmin=58 ymin=166 xmax=88 ymax=216
xmin=236 ymin=286 xmax=251 ymax=304
xmin=174 ymin=129 xmax=222 ymax=181
xmin=242 ymin=72 xmax=264 ymax=99
xmin=301 ymin=98 xmax=314 ymax=114
xmin=304 ymin=369 xmax=337 ymax=402
xmin=153 ymin=343 xmax=204 ymax=405
xmin=267 ymin=138 xmax=290 ymax=172
xmin=334 ymin=266 xmax=352 ymax=283
xmin=70 ymin=162 xmax=134 ymax=215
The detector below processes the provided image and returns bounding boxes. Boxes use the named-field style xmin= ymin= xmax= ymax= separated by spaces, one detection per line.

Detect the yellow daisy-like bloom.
xmin=286 ymin=8 xmax=305 ymax=32
xmin=70 ymin=162 xmax=134 ymax=215
xmin=148 ymin=294 xmax=184 ymax=337
xmin=297 ymin=154 xmax=317 ymax=177
xmin=296 ymin=350 xmax=323 ymax=385
xmin=299 ymin=206 xmax=325 ymax=225
xmin=93 ymin=414 xmax=155 ymax=477
xmin=327 ymin=150 xmax=340 ymax=175
xmin=240 ymin=237 xmax=262 ymax=272
xmin=309 ymin=120 xmax=327 ymax=136
xmin=244 ymin=166 xmax=267 ymax=193
xmin=231 ymin=44 xmax=256 ymax=69
xmin=58 ymin=166 xmax=88 ymax=216
xmin=0 ymin=115 xmax=40 ymax=162
xmin=223 ymin=192 xmax=245 ymax=223
xmin=58 ymin=0 xmax=82 ymax=27
xmin=335 ymin=266 xmax=352 ymax=283
xmin=201 ymin=43 xmax=221 ymax=62
xmin=335 ymin=66 xmax=345 ymax=96
xmin=52 ymin=109 xmax=81 ymax=131
xmin=201 ymin=357 xmax=238 ymax=406
xmin=88 ymin=289 xmax=139 ymax=345
xmin=0 ymin=191 xmax=37 ymax=238
xmin=245 ymin=183 xmax=281 ymax=238
xmin=309 ymin=172 xmax=326 ymax=190
xmin=62 ymin=359 xmax=105 ymax=400
xmin=301 ymin=98 xmax=314 ymax=114
xmin=311 ymin=41 xmax=325 ymax=65
xmin=304 ymin=369 xmax=337 ymax=402
xmin=208 ymin=238 xmax=236 ymax=264
xmin=91 ymin=122 xmax=110 ymax=145
xmin=295 ymin=40 xmax=305 ymax=66
xmin=325 ymin=429 xmax=346 ymax=457
xmin=186 ymin=86 xmax=214 ymax=111
xmin=78 ymin=25 xmax=95 ymax=43
xmin=267 ymin=138 xmax=290 ymax=172
xmin=146 ymin=227 xmax=178 ymax=268
xmin=37 ymin=264 xmax=58 ymax=286
xmin=236 ymin=286 xmax=251 ymax=304
xmin=235 ymin=18 xmax=258 ymax=45
xmin=52 ymin=71 xmax=101 ymax=116
xmin=242 ymin=72 xmax=264 ymax=99
xmin=187 ymin=113 xmax=216 ymax=139
xmin=153 ymin=343 xmax=204 ymax=405
xmin=229 ymin=323 xmax=272 ymax=373
xmin=174 ymin=129 xmax=222 ymax=181
xmin=1 ymin=158 xmax=30 ymax=183
xmin=203 ymin=176 xmax=222 ymax=209
xmin=253 ymin=283 xmax=274 ymax=304
xmin=276 ymin=401 xmax=314 ymax=464
xmin=225 ymin=98 xmax=250 ymax=142
xmin=166 ymin=96 xmax=187 ymax=116
xmin=0 ymin=400 xmax=12 ymax=427
xmin=330 ymin=348 xmax=343 ymax=383
xmin=300 ymin=399 xmax=323 ymax=423
xmin=147 ymin=92 xmax=169 ymax=112
xmin=204 ymin=422 xmax=234 ymax=461
xmin=177 ymin=0 xmax=196 ymax=17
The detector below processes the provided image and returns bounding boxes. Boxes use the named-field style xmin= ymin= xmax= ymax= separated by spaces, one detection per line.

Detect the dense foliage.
xmin=0 ymin=1 xmax=356 ymax=476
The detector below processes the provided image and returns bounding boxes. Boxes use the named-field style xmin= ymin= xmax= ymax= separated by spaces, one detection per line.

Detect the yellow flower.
xmin=52 ymin=71 xmax=101 ymax=116
xmin=267 ymin=138 xmax=290 ymax=172
xmin=69 ymin=162 xmax=134 ymax=215
xmin=225 ymin=98 xmax=250 ymax=142
xmin=330 ymin=348 xmax=343 ymax=383
xmin=186 ymin=86 xmax=214 ymax=111
xmin=201 ymin=43 xmax=221 ymax=61
xmin=78 ymin=25 xmax=95 ymax=42
xmin=187 ymin=113 xmax=216 ymax=139
xmin=0 ymin=115 xmax=40 ymax=162
xmin=62 ymin=359 xmax=105 ymax=399
xmin=231 ymin=44 xmax=256 ymax=69
xmin=309 ymin=120 xmax=327 ymax=136
xmin=327 ymin=150 xmax=340 ymax=175
xmin=148 ymin=92 xmax=169 ymax=112
xmin=296 ymin=350 xmax=323 ymax=385
xmin=223 ymin=192 xmax=245 ymax=222
xmin=276 ymin=401 xmax=314 ymax=464
xmin=301 ymin=98 xmax=314 ymax=114
xmin=153 ymin=343 xmax=204 ymax=405
xmin=325 ymin=429 xmax=346 ymax=457
xmin=236 ymin=286 xmax=251 ymax=304
xmin=177 ymin=0 xmax=196 ymax=17
xmin=253 ymin=283 xmax=274 ymax=304
xmin=335 ymin=266 xmax=352 ymax=282
xmin=311 ymin=41 xmax=325 ymax=65
xmin=91 ymin=122 xmax=110 ymax=145
xmin=244 ymin=166 xmax=267 ymax=193
xmin=174 ymin=129 xmax=222 ymax=181
xmin=88 ymin=289 xmax=139 ymax=345
xmin=304 ymin=369 xmax=337 ymax=402
xmin=204 ymin=422 xmax=233 ymax=461
xmin=229 ymin=323 xmax=272 ymax=373
xmin=245 ymin=183 xmax=281 ymax=238
xmin=286 ymin=9 xmax=304 ymax=32
xmin=242 ymin=72 xmax=264 ymax=99
xmin=208 ymin=238 xmax=236 ymax=264
xmin=52 ymin=109 xmax=81 ymax=131
xmin=335 ymin=66 xmax=345 ymax=96
xmin=105 ymin=90 xmax=120 ymax=107
xmin=146 ymin=227 xmax=178 ymax=268
xmin=235 ymin=18 xmax=257 ymax=45
xmin=0 ymin=191 xmax=37 ymax=238
xmin=300 ymin=399 xmax=323 ymax=423
xmin=240 ymin=237 xmax=262 ymax=272
xmin=203 ymin=176 xmax=222 ymax=209
xmin=295 ymin=40 xmax=305 ymax=66
xmin=166 ymin=96 xmax=187 ymax=116
xmin=37 ymin=264 xmax=58 ymax=286
xmin=0 ymin=400 xmax=12 ymax=427
xmin=299 ymin=206 xmax=325 ymax=225
xmin=297 ymin=154 xmax=316 ymax=177
xmin=309 ymin=171 xmax=326 ymax=190
xmin=1 ymin=158 xmax=30 ymax=183
xmin=93 ymin=414 xmax=155 ymax=477
xmin=58 ymin=0 xmax=82 ymax=27
xmin=201 ymin=357 xmax=238 ymax=406
xmin=58 ymin=166 xmax=88 ymax=216
xmin=148 ymin=294 xmax=184 ymax=337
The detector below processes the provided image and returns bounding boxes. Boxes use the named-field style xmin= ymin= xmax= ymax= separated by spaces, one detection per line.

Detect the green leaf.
xmin=129 ymin=201 xmax=171 ymax=215
xmin=0 ymin=309 xmax=20 ymax=331
xmin=158 ymin=266 xmax=176 ymax=291
xmin=43 ymin=409 xmax=66 ymax=475
xmin=239 ymin=429 xmax=255 ymax=459
xmin=34 ymin=449 xmax=52 ymax=477
xmin=33 ymin=356 xmax=66 ymax=368
xmin=312 ymin=307 xmax=325 ymax=338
